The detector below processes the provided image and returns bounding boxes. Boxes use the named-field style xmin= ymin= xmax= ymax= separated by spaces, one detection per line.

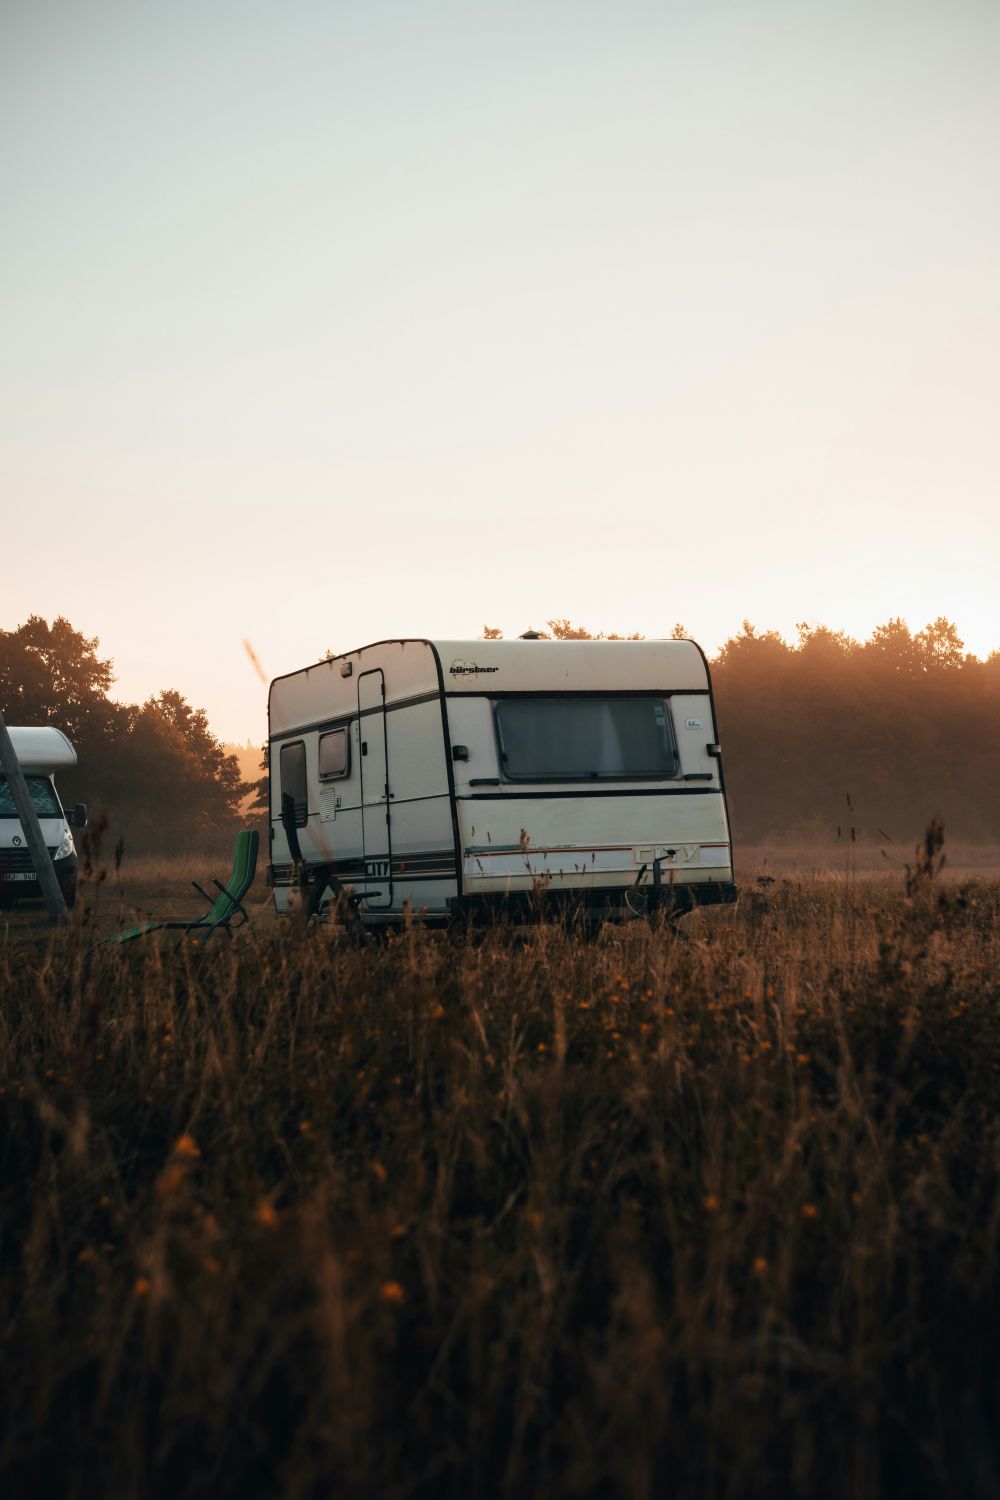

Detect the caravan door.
xmin=358 ymin=669 xmax=392 ymax=908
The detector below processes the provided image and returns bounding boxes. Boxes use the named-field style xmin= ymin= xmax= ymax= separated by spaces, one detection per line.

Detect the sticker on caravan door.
xmin=684 ymin=718 xmax=703 ymax=730
xmin=365 ymin=858 xmax=391 ymax=880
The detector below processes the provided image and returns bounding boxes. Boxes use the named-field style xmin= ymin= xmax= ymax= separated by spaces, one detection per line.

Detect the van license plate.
xmin=1 ymin=873 xmax=35 ymax=882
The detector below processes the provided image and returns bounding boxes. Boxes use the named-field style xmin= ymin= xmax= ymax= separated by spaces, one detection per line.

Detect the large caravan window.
xmin=0 ymin=775 xmax=61 ymax=817
xmin=279 ymin=741 xmax=308 ymax=826
xmin=319 ymin=728 xmax=350 ymax=779
xmin=494 ymin=697 xmax=679 ymax=781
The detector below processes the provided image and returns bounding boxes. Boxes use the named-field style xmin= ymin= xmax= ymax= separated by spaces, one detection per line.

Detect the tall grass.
xmin=1 ymin=862 xmax=999 ymax=1498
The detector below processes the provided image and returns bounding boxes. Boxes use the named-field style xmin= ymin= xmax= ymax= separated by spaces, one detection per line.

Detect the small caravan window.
xmin=494 ymin=697 xmax=679 ymax=781
xmin=319 ymin=728 xmax=350 ymax=780
xmin=279 ymin=741 xmax=308 ymax=826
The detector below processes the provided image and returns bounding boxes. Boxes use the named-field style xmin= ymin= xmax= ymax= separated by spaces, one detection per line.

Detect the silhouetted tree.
xmin=0 ymin=615 xmax=120 ymax=743
xmin=0 ymin=617 xmax=249 ymax=854
xmin=546 ymin=620 xmax=644 ymax=640
xmin=250 ymin=743 xmax=269 ymax=813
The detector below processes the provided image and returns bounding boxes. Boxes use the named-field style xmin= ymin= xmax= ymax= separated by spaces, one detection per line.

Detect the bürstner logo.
xmin=449 ymin=659 xmax=499 ymax=676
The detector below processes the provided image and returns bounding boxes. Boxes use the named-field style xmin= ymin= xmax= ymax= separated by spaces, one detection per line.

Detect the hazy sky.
xmin=3 ymin=0 xmax=999 ymax=742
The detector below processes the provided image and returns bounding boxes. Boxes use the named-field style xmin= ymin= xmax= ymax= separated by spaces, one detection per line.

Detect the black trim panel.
xmin=445 ymin=688 xmax=711 ymax=701
xmin=269 ymin=849 xmax=458 ymax=888
xmin=459 ymin=787 xmax=721 ymax=801
xmin=271 ymin=870 xmax=456 ymax=889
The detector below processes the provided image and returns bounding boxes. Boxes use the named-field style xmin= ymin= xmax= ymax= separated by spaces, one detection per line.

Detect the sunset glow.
xmin=3 ymin=0 xmax=998 ymax=740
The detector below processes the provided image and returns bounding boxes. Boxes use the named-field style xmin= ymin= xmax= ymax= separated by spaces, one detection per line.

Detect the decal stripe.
xmin=269 ymin=850 xmax=458 ymax=887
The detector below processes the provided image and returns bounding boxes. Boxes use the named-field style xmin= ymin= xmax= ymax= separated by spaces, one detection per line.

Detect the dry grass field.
xmin=2 ymin=837 xmax=1000 ymax=1498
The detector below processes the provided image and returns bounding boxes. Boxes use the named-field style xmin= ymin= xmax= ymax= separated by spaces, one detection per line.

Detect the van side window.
xmin=318 ymin=728 xmax=350 ymax=780
xmin=279 ymin=741 xmax=308 ymax=826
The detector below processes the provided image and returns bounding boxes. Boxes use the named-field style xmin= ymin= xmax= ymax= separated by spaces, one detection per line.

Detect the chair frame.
xmin=101 ymin=830 xmax=259 ymax=946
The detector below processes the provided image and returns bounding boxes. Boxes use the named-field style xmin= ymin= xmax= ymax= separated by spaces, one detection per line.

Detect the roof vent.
xmin=519 ymin=629 xmax=545 ymax=640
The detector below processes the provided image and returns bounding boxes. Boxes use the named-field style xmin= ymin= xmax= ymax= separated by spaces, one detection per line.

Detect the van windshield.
xmin=494 ymin=697 xmax=679 ymax=781
xmin=0 ymin=775 xmax=62 ymax=818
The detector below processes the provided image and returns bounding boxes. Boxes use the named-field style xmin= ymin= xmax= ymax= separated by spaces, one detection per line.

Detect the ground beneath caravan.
xmin=2 ymin=841 xmax=999 ymax=942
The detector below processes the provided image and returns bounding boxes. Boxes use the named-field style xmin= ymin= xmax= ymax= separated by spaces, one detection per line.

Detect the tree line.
xmin=4 ymin=613 xmax=999 ymax=855
xmin=0 ymin=617 xmax=247 ymax=854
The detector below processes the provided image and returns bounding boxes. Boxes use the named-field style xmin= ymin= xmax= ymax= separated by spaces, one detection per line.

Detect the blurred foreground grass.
xmin=2 ymin=857 xmax=999 ymax=1498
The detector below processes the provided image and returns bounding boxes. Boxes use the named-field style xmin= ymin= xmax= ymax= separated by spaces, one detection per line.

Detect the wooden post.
xmin=0 ymin=713 xmax=70 ymax=926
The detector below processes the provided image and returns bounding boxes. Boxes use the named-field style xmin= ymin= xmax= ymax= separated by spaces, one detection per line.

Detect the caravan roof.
xmin=269 ymin=638 xmax=712 ymax=740
xmin=5 ymin=726 xmax=77 ymax=773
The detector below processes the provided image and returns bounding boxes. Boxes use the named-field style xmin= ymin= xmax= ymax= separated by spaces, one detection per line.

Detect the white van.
xmin=0 ymin=727 xmax=87 ymax=910
xmin=267 ymin=637 xmax=736 ymax=927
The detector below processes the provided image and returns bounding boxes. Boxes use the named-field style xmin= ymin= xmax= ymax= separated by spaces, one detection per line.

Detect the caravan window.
xmin=494 ymin=697 xmax=679 ymax=781
xmin=319 ymin=728 xmax=350 ymax=780
xmin=279 ymin=741 xmax=308 ymax=826
xmin=0 ymin=775 xmax=62 ymax=818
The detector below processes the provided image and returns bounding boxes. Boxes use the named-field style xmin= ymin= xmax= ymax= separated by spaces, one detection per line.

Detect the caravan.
xmin=0 ymin=727 xmax=87 ymax=910
xmin=267 ymin=637 xmax=736 ymax=926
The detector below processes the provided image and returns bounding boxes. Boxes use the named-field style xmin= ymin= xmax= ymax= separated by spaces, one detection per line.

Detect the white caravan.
xmin=0 ymin=727 xmax=87 ymax=910
xmin=267 ymin=638 xmax=736 ymax=926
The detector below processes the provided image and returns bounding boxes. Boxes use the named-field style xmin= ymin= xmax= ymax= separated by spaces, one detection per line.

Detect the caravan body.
xmin=268 ymin=638 xmax=736 ymax=924
xmin=0 ymin=727 xmax=84 ymax=909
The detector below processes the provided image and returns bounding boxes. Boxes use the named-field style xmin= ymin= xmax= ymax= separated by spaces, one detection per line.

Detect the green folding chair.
xmin=104 ymin=829 xmax=259 ymax=946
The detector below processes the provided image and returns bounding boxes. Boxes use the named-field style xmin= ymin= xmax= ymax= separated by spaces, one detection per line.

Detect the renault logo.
xmin=12 ymin=836 xmax=21 ymax=846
